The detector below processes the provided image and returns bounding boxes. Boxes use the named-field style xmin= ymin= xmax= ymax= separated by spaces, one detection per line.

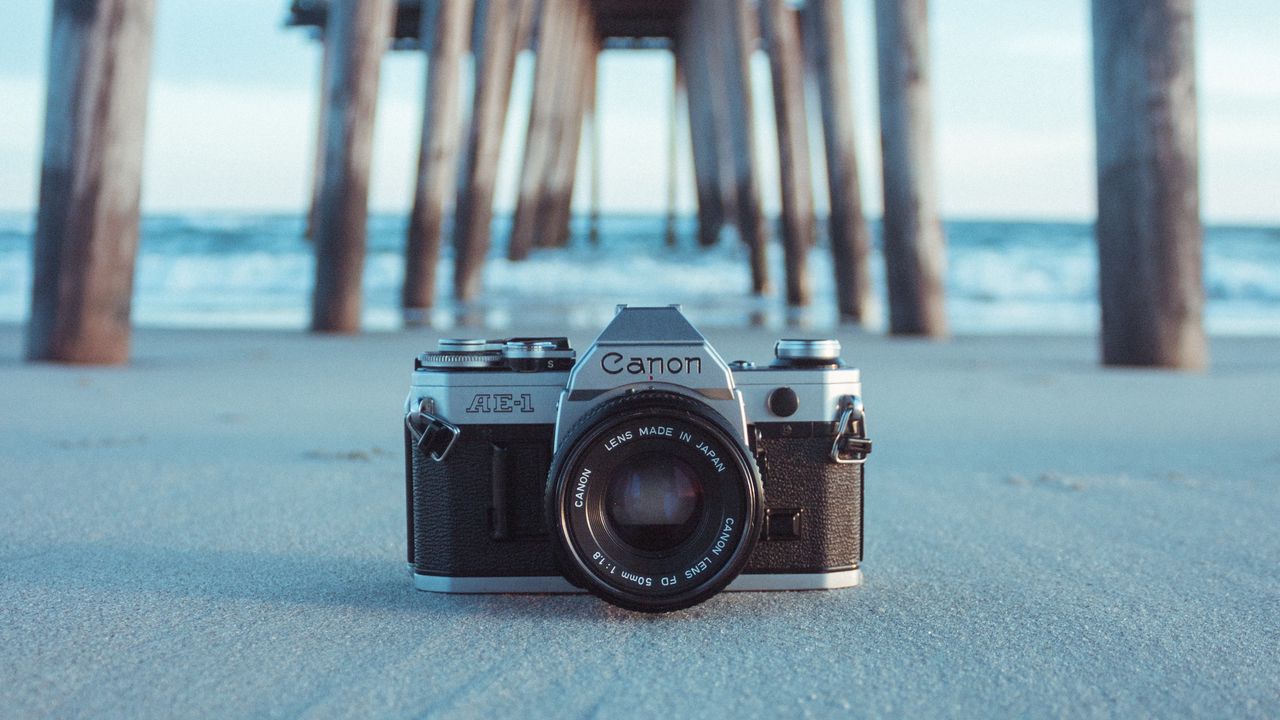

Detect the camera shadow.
xmin=4 ymin=541 xmax=760 ymax=622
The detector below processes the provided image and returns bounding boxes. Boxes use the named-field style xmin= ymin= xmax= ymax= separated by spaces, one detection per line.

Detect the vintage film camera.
xmin=404 ymin=306 xmax=870 ymax=612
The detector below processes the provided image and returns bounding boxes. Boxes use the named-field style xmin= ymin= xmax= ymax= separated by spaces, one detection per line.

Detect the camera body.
xmin=404 ymin=306 xmax=870 ymax=612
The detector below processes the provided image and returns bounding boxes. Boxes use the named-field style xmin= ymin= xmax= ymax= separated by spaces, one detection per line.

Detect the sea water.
xmin=0 ymin=212 xmax=1276 ymax=334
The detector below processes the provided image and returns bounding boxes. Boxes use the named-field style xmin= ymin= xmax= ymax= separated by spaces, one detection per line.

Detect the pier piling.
xmin=677 ymin=7 xmax=726 ymax=250
xmin=27 ymin=0 xmax=156 ymax=364
xmin=541 ymin=0 xmax=596 ymax=248
xmin=1091 ymin=0 xmax=1207 ymax=369
xmin=874 ymin=0 xmax=948 ymax=337
xmin=762 ymin=0 xmax=816 ymax=307
xmin=403 ymin=0 xmax=472 ymax=317
xmin=510 ymin=0 xmax=570 ymax=260
xmin=305 ymin=36 xmax=331 ymax=240
xmin=664 ymin=61 xmax=682 ymax=248
xmin=542 ymin=0 xmax=596 ymax=245
xmin=707 ymin=16 xmax=739 ymax=241
xmin=454 ymin=0 xmax=534 ymax=301
xmin=720 ymin=1 xmax=770 ymax=295
xmin=587 ymin=58 xmax=602 ymax=246
xmin=311 ymin=0 xmax=394 ymax=333
xmin=804 ymin=0 xmax=874 ymax=324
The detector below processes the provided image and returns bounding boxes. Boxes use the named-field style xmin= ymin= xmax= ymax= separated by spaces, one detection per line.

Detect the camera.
xmin=403 ymin=305 xmax=871 ymax=612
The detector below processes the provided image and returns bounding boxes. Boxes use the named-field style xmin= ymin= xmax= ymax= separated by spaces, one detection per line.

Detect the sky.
xmin=0 ymin=0 xmax=1276 ymax=223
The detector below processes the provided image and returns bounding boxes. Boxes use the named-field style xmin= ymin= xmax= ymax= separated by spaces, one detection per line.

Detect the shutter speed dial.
xmin=416 ymin=337 xmax=576 ymax=372
xmin=772 ymin=339 xmax=843 ymax=368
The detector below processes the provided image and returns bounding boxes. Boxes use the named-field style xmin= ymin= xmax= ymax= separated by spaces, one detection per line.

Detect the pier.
xmin=25 ymin=0 xmax=1209 ymax=370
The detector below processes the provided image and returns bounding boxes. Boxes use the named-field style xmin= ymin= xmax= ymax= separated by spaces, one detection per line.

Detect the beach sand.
xmin=1 ymin=322 xmax=1276 ymax=718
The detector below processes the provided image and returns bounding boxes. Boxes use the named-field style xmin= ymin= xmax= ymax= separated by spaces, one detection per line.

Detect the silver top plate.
xmin=406 ymin=307 xmax=862 ymax=431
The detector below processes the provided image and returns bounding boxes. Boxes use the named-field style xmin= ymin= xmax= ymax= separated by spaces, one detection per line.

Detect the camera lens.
xmin=546 ymin=392 xmax=763 ymax=613
xmin=605 ymin=454 xmax=704 ymax=553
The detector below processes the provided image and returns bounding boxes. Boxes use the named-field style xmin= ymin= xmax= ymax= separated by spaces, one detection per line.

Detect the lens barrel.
xmin=546 ymin=392 xmax=763 ymax=612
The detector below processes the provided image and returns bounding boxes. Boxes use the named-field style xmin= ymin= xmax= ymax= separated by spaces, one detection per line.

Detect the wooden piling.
xmin=719 ymin=1 xmax=770 ymax=295
xmin=874 ymin=0 xmax=948 ymax=336
xmin=761 ymin=0 xmax=815 ymax=307
xmin=541 ymin=1 xmax=596 ymax=248
xmin=665 ymin=61 xmax=682 ymax=248
xmin=403 ymin=0 xmax=472 ymax=317
xmin=587 ymin=45 xmax=602 ymax=247
xmin=305 ymin=36 xmax=331 ymax=240
xmin=519 ymin=0 xmax=592 ymax=251
xmin=454 ymin=0 xmax=534 ymax=300
xmin=310 ymin=0 xmax=394 ymax=333
xmin=1092 ymin=0 xmax=1206 ymax=369
xmin=706 ymin=15 xmax=739 ymax=239
xmin=804 ymin=0 xmax=874 ymax=324
xmin=509 ymin=0 xmax=569 ymax=260
xmin=676 ymin=11 xmax=725 ymax=249
xmin=27 ymin=0 xmax=156 ymax=365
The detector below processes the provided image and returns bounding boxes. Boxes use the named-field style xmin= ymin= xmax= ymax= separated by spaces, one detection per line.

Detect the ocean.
xmin=1 ymin=212 xmax=1277 ymax=334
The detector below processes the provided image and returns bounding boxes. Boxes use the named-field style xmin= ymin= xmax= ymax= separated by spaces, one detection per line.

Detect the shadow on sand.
xmin=3 ymin=542 xmax=764 ymax=622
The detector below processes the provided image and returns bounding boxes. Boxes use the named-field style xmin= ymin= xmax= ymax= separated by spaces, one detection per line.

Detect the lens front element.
xmin=547 ymin=392 xmax=763 ymax=613
xmin=606 ymin=454 xmax=704 ymax=553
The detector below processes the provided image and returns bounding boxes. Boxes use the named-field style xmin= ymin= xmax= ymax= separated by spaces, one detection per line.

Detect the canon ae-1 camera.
xmin=403 ymin=305 xmax=871 ymax=612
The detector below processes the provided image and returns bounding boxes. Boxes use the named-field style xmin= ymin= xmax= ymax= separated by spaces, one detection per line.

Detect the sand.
xmin=1 ymin=322 xmax=1277 ymax=718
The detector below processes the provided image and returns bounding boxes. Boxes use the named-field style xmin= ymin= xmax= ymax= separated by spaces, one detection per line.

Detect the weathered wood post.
xmin=706 ymin=19 xmax=739 ymax=240
xmin=665 ymin=61 xmax=682 ymax=248
xmin=454 ymin=0 xmax=534 ymax=300
xmin=542 ymin=1 xmax=596 ymax=248
xmin=1092 ymin=0 xmax=1207 ymax=369
xmin=587 ymin=54 xmax=602 ymax=247
xmin=509 ymin=0 xmax=569 ymax=260
xmin=804 ymin=0 xmax=874 ymax=324
xmin=27 ymin=0 xmax=156 ymax=365
xmin=676 ymin=10 xmax=726 ymax=250
xmin=310 ymin=0 xmax=394 ymax=333
xmin=761 ymin=0 xmax=815 ymax=307
xmin=305 ymin=35 xmax=331 ymax=240
xmin=720 ymin=1 xmax=770 ymax=295
xmin=518 ymin=0 xmax=592 ymax=252
xmin=403 ymin=0 xmax=472 ymax=320
xmin=874 ymin=0 xmax=948 ymax=336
